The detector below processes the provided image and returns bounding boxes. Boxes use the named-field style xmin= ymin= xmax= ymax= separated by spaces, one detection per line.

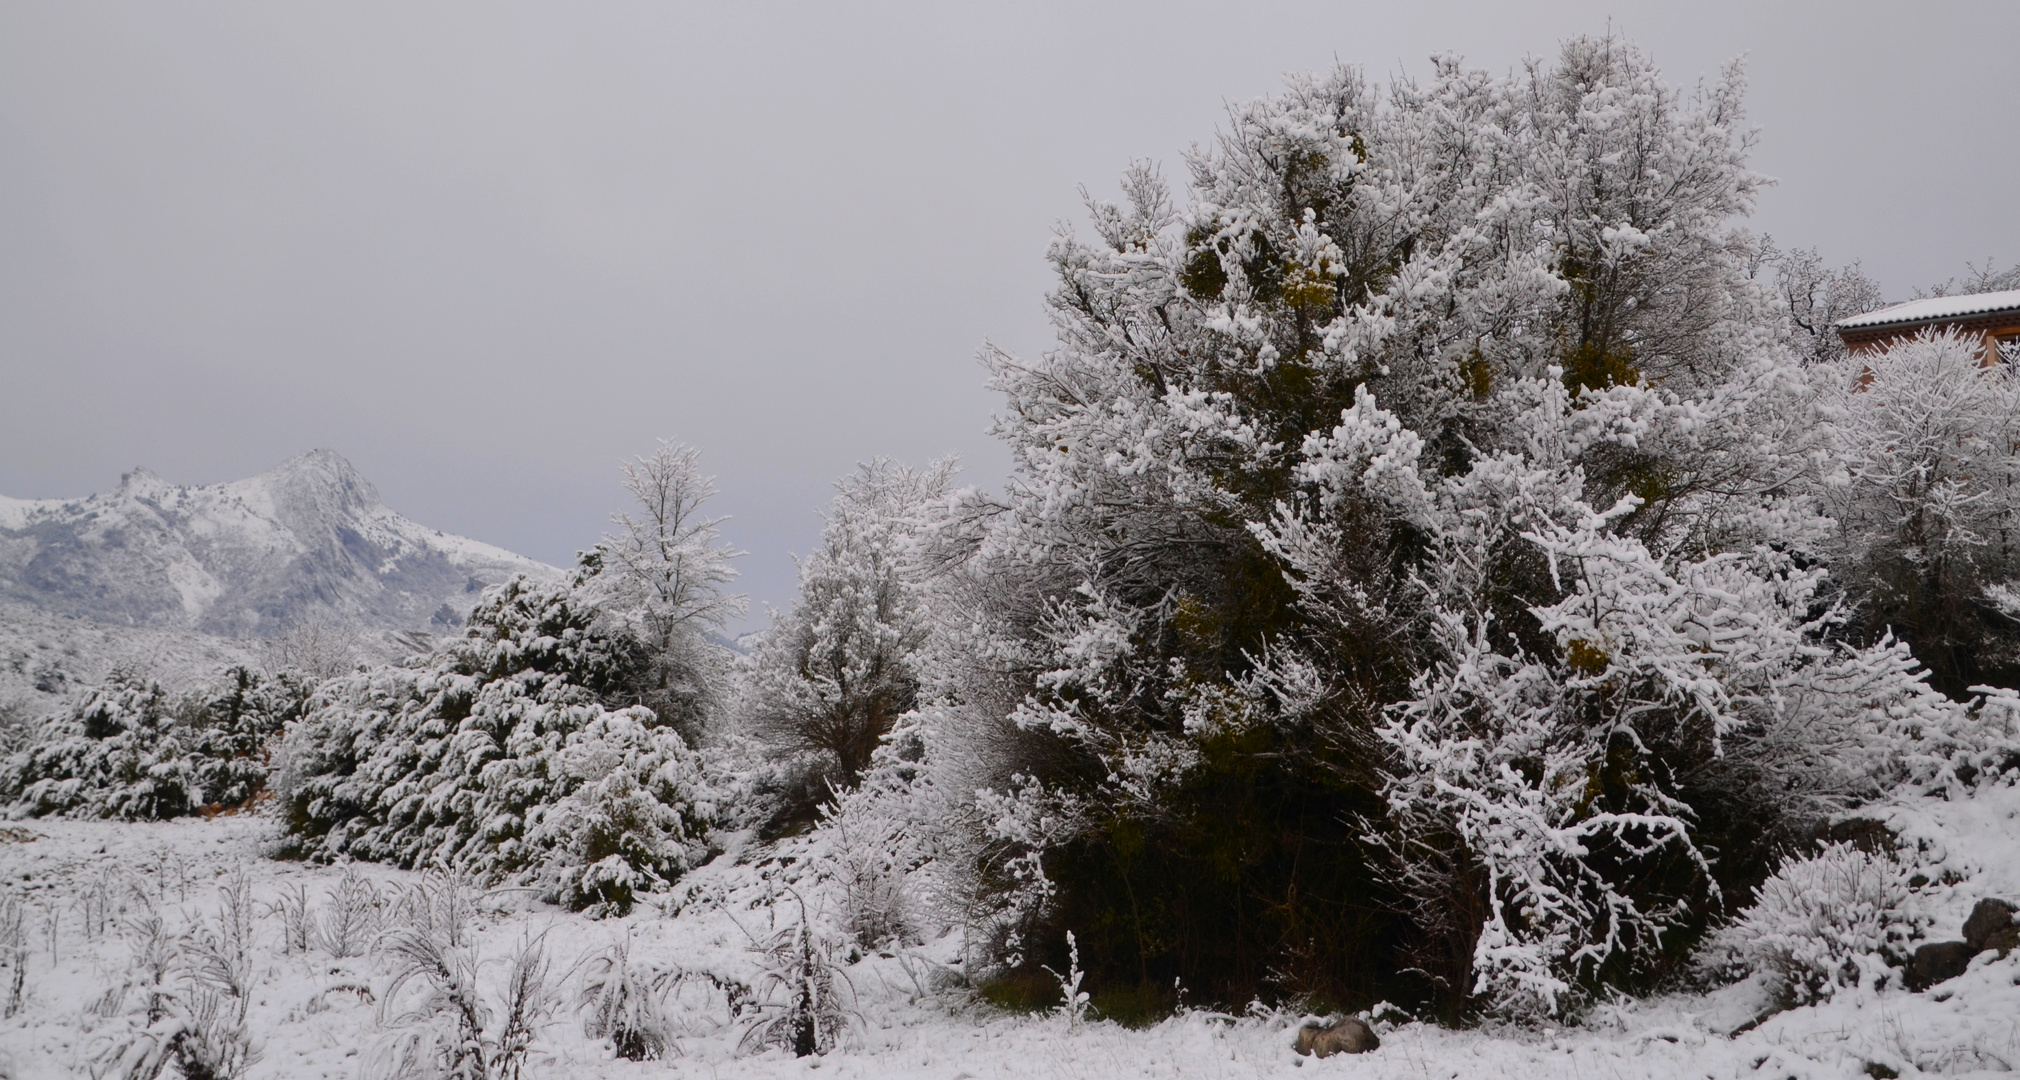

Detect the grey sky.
xmin=2 ymin=2 xmax=2015 ymax=631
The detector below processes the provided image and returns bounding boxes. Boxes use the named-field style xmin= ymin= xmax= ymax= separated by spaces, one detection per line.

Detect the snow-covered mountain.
xmin=0 ymin=450 xmax=560 ymax=637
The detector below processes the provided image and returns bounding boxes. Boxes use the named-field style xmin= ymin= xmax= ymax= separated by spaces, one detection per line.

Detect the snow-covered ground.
xmin=0 ymin=786 xmax=2016 ymax=1080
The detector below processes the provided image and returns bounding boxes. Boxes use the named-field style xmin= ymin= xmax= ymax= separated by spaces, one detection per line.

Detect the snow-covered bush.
xmin=521 ymin=712 xmax=715 ymax=914
xmin=95 ymin=990 xmax=262 ymax=1080
xmin=574 ymin=938 xmax=681 ymax=1061
xmin=1698 ymin=843 xmax=1927 ymax=1003
xmin=738 ymin=893 xmax=857 ymax=1057
xmin=0 ymin=699 xmax=38 ymax=757
xmin=369 ymin=928 xmax=555 ymax=1080
xmin=813 ymin=783 xmax=918 ymax=951
xmin=2 ymin=666 xmax=304 ymax=821
xmin=276 ymin=574 xmax=715 ymax=914
xmin=573 ymin=940 xmax=751 ymax=1061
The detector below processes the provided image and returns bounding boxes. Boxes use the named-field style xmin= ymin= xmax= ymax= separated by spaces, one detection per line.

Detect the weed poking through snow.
xmin=0 ymin=894 xmax=28 ymax=1018
xmin=319 ymin=863 xmax=381 ymax=959
xmin=1042 ymin=931 xmax=1089 ymax=1030
xmin=369 ymin=926 xmax=556 ymax=1080
xmin=737 ymin=890 xmax=857 ymax=1057
xmin=574 ymin=935 xmax=681 ymax=1060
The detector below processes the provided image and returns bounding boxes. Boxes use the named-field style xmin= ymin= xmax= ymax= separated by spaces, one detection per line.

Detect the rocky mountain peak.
xmin=114 ymin=466 xmax=173 ymax=500
xmin=0 ymin=451 xmax=559 ymax=636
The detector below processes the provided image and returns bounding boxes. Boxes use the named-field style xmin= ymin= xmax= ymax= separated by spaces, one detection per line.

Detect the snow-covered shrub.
xmin=277 ymin=574 xmax=715 ymax=914
xmin=1698 ymin=843 xmax=1926 ymax=1003
xmin=797 ymin=726 xmax=943 ymax=953
xmin=575 ymin=938 xmax=681 ymax=1061
xmin=739 ymin=893 xmax=857 ymax=1057
xmin=519 ymin=712 xmax=714 ymax=915
xmin=1 ymin=666 xmax=304 ymax=821
xmin=816 ymin=796 xmax=916 ymax=951
xmin=317 ymin=864 xmax=382 ymax=959
xmin=93 ymin=881 xmax=263 ymax=1080
xmin=369 ymin=928 xmax=555 ymax=1080
xmin=95 ymin=990 xmax=262 ymax=1080
xmin=0 ymin=699 xmax=38 ymax=757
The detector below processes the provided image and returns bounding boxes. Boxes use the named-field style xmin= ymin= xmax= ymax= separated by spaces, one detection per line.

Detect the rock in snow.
xmin=1294 ymin=1016 xmax=1379 ymax=1057
xmin=1906 ymin=941 xmax=1977 ymax=991
xmin=0 ymin=449 xmax=558 ymax=636
xmin=1963 ymin=897 xmax=2019 ymax=954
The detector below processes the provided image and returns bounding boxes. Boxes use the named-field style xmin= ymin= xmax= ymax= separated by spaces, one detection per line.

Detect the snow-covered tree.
xmin=582 ymin=439 xmax=746 ymax=743
xmin=1821 ymin=330 xmax=2020 ymax=695
xmin=1760 ymin=243 xmax=1886 ymax=365
xmin=743 ymin=459 xmax=953 ymax=810
xmin=277 ymin=574 xmax=715 ymax=915
xmin=1922 ymin=257 xmax=2020 ymax=298
xmin=902 ymin=35 xmax=1952 ymax=1016
xmin=260 ymin=619 xmax=367 ymax=682
xmin=276 ymin=444 xmax=746 ymax=913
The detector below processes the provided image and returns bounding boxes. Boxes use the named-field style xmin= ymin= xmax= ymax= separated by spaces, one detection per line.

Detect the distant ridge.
xmin=0 ymin=450 xmax=561 ymax=636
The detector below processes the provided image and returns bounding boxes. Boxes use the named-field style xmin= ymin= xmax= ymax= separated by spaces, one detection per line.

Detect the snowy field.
xmin=0 ymin=786 xmax=2015 ymax=1080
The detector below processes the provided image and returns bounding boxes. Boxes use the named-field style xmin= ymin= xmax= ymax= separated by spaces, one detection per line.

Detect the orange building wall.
xmin=1841 ymin=313 xmax=2020 ymax=365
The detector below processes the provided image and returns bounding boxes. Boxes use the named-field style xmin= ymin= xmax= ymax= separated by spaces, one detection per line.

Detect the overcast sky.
xmin=3 ymin=1 xmax=2016 ymax=630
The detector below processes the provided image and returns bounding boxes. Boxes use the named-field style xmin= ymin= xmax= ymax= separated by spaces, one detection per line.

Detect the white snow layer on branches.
xmin=277 ymin=576 xmax=716 ymax=915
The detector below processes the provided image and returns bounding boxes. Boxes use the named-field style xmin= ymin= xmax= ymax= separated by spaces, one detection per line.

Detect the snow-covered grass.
xmin=0 ymin=784 xmax=2016 ymax=1079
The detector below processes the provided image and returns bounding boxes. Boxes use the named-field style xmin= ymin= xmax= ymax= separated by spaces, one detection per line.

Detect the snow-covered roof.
xmin=1837 ymin=289 xmax=2020 ymax=331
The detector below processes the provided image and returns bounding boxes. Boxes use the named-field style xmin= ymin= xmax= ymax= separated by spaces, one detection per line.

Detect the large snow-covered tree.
xmin=899 ymin=36 xmax=1954 ymax=1015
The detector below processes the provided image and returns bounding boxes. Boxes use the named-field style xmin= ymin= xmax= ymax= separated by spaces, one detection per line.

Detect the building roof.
xmin=1837 ymin=289 xmax=2020 ymax=332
